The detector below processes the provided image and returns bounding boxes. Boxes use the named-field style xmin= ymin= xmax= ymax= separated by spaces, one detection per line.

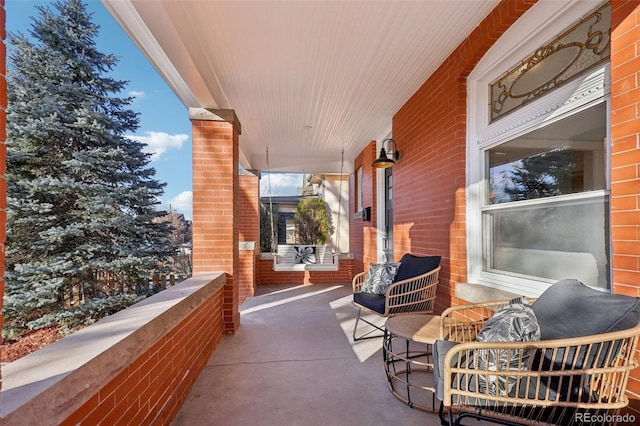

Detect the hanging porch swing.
xmin=264 ymin=146 xmax=342 ymax=272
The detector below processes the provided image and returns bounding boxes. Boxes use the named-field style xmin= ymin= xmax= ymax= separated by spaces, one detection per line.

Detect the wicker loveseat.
xmin=433 ymin=279 xmax=640 ymax=426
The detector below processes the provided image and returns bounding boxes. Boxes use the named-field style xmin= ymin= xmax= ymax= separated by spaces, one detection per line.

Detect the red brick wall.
xmin=350 ymin=141 xmax=378 ymax=274
xmin=0 ymin=0 xmax=6 ymax=391
xmin=390 ymin=0 xmax=536 ymax=314
xmin=238 ymin=171 xmax=260 ymax=304
xmin=191 ymin=116 xmax=240 ymax=333
xmin=60 ymin=286 xmax=224 ymax=425
xmin=611 ymin=0 xmax=640 ymax=415
xmin=256 ymin=258 xmax=354 ymax=286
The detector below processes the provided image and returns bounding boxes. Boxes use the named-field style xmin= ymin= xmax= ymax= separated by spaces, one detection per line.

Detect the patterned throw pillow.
xmin=474 ymin=297 xmax=540 ymax=396
xmin=294 ymin=246 xmax=316 ymax=264
xmin=361 ymin=262 xmax=401 ymax=295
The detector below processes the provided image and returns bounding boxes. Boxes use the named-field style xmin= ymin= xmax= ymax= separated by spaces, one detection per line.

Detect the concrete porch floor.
xmin=172 ymin=283 xmax=447 ymax=426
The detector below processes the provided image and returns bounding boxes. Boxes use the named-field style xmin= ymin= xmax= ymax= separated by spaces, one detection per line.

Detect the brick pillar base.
xmin=190 ymin=108 xmax=241 ymax=334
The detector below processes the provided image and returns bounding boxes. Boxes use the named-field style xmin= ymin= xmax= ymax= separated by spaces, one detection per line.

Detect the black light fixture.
xmin=372 ymin=138 xmax=400 ymax=169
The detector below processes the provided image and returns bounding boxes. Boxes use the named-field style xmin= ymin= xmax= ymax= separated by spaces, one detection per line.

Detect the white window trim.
xmin=466 ymin=0 xmax=610 ymax=297
xmin=376 ymin=166 xmax=386 ymax=263
xmin=376 ymin=134 xmax=392 ymax=263
xmin=356 ymin=167 xmax=363 ymax=212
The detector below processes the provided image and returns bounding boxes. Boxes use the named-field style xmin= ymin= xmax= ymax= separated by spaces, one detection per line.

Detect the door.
xmin=383 ymin=168 xmax=394 ymax=262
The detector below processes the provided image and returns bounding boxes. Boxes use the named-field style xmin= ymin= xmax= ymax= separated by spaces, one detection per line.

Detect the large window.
xmin=466 ymin=1 xmax=611 ymax=295
xmin=473 ymin=89 xmax=610 ymax=293
xmin=484 ymin=103 xmax=608 ymax=288
xmin=487 ymin=104 xmax=606 ymax=205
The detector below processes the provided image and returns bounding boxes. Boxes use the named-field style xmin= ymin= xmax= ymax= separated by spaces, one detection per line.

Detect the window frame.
xmin=466 ymin=0 xmax=611 ymax=297
xmin=356 ymin=166 xmax=363 ymax=212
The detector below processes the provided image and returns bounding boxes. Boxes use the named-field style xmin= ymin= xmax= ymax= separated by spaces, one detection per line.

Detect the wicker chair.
xmin=351 ymin=254 xmax=440 ymax=341
xmin=433 ymin=280 xmax=640 ymax=426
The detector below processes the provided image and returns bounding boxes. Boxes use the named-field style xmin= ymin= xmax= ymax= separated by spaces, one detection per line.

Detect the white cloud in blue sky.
xmin=128 ymin=90 xmax=145 ymax=99
xmin=130 ymin=131 xmax=189 ymax=161
xmin=260 ymin=173 xmax=303 ymax=197
xmin=167 ymin=191 xmax=193 ymax=220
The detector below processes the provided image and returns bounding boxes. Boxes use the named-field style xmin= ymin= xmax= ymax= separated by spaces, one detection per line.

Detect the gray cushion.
xmin=531 ymin=280 xmax=640 ymax=399
xmin=361 ymin=262 xmax=401 ymax=295
xmin=433 ymin=339 xmax=460 ymax=401
xmin=531 ymin=279 xmax=640 ymax=340
xmin=393 ymin=254 xmax=440 ymax=282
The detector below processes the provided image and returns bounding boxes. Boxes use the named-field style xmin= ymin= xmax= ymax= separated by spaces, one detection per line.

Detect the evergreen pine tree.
xmin=4 ymin=0 xmax=174 ymax=332
xmin=294 ymin=198 xmax=330 ymax=245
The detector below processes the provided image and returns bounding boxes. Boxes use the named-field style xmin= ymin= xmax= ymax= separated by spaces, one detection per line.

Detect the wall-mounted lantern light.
xmin=371 ymin=138 xmax=400 ymax=169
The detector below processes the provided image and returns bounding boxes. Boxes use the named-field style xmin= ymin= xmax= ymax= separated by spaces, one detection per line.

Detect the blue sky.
xmin=6 ymin=0 xmax=303 ymax=218
xmin=6 ymin=0 xmax=195 ymax=218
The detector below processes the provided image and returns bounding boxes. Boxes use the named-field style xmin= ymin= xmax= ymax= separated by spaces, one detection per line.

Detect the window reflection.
xmin=488 ymin=103 xmax=606 ymax=204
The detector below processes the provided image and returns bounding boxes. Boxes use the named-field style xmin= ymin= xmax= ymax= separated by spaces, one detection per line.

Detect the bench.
xmin=272 ymin=244 xmax=339 ymax=272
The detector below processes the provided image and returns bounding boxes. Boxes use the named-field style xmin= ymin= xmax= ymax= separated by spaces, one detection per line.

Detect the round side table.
xmin=383 ymin=314 xmax=441 ymax=412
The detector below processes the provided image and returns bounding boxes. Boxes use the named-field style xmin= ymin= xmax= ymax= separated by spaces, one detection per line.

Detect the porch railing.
xmin=95 ymin=271 xmax=190 ymax=295
xmin=0 ymin=273 xmax=224 ymax=425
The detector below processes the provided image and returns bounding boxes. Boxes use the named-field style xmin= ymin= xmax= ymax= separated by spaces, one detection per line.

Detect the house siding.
xmin=353 ymin=0 xmax=640 ymax=415
xmin=349 ymin=141 xmax=378 ymax=275
xmin=390 ymin=0 xmax=537 ymax=314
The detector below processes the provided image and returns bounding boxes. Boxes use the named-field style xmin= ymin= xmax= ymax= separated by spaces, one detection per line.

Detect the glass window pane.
xmin=484 ymin=199 xmax=609 ymax=289
xmin=488 ymin=103 xmax=606 ymax=204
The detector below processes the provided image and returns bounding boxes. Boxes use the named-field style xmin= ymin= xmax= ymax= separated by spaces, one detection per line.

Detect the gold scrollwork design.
xmin=490 ymin=2 xmax=610 ymax=122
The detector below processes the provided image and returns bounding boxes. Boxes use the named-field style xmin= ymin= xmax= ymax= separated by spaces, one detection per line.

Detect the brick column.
xmin=190 ymin=108 xmax=241 ymax=334
xmin=238 ymin=169 xmax=260 ymax=304
xmin=611 ymin=0 xmax=640 ymax=415
xmin=611 ymin=1 xmax=640 ymax=297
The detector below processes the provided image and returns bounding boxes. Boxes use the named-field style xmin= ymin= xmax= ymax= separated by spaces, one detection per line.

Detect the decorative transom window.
xmin=467 ymin=1 xmax=611 ymax=296
xmin=490 ymin=2 xmax=610 ymax=122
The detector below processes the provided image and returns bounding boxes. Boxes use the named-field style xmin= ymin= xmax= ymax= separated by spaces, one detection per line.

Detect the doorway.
xmin=383 ymin=168 xmax=394 ymax=262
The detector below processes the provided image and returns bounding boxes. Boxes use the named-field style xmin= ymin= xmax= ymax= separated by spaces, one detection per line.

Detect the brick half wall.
xmin=1 ymin=275 xmax=225 ymax=425
xmin=257 ymin=257 xmax=354 ymax=286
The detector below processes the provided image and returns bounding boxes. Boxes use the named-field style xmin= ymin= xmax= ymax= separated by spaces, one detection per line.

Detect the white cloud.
xmin=129 ymin=131 xmax=189 ymax=161
xmin=168 ymin=191 xmax=193 ymax=220
xmin=128 ymin=90 xmax=145 ymax=99
xmin=260 ymin=173 xmax=303 ymax=196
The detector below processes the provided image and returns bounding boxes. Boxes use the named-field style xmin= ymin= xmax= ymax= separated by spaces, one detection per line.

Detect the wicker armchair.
xmin=434 ymin=280 xmax=640 ymax=426
xmin=352 ymin=254 xmax=440 ymax=341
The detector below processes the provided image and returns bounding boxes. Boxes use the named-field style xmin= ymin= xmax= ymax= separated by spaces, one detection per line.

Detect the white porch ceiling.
xmin=102 ymin=0 xmax=499 ymax=174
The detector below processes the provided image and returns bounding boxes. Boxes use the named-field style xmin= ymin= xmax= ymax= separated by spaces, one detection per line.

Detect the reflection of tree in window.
xmin=504 ymin=148 xmax=575 ymax=201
